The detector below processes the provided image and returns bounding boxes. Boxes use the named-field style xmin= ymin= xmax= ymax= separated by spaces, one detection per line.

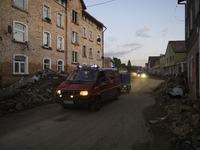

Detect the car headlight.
xmin=57 ymin=90 xmax=61 ymax=95
xmin=80 ymin=91 xmax=89 ymax=96
xmin=142 ymin=74 xmax=146 ymax=77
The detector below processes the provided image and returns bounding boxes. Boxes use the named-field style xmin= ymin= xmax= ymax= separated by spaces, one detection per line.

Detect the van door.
xmin=98 ymin=71 xmax=108 ymax=101
xmin=105 ymin=70 xmax=116 ymax=97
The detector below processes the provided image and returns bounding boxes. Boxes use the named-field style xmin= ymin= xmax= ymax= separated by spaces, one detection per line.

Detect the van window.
xmin=67 ymin=70 xmax=98 ymax=82
xmin=98 ymin=71 xmax=106 ymax=82
xmin=106 ymin=70 xmax=115 ymax=80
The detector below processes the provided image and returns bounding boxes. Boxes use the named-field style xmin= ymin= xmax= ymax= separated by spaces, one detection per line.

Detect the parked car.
xmin=55 ymin=65 xmax=121 ymax=111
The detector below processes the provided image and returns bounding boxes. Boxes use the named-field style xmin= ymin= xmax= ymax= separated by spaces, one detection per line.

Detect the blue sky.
xmin=84 ymin=0 xmax=185 ymax=67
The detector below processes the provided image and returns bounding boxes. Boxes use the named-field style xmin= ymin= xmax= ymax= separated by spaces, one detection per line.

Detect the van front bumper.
xmin=55 ymin=96 xmax=95 ymax=107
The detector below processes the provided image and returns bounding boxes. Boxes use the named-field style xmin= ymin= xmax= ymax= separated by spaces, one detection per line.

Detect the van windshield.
xmin=66 ymin=70 xmax=98 ymax=82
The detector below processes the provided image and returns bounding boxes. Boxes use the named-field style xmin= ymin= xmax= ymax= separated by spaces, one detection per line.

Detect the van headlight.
xmin=57 ymin=90 xmax=61 ymax=95
xmin=80 ymin=91 xmax=89 ymax=96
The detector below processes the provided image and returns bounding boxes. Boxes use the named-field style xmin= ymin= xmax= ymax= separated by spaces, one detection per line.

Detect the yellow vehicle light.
xmin=80 ymin=91 xmax=89 ymax=96
xmin=57 ymin=90 xmax=61 ymax=95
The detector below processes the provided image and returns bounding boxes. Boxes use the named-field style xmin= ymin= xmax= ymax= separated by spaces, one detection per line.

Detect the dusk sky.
xmin=84 ymin=0 xmax=185 ymax=67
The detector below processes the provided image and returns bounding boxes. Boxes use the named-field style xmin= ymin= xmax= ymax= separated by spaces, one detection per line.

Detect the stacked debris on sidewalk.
xmin=151 ymin=72 xmax=200 ymax=150
xmin=0 ymin=69 xmax=67 ymax=116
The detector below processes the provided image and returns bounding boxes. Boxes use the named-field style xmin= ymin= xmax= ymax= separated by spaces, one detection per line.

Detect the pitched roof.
xmin=169 ymin=41 xmax=187 ymax=53
xmin=82 ymin=10 xmax=105 ymax=27
xmin=148 ymin=56 xmax=160 ymax=68
xmin=80 ymin=0 xmax=87 ymax=9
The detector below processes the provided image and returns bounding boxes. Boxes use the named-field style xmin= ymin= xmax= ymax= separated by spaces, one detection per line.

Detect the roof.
xmin=82 ymin=10 xmax=105 ymax=28
xmin=148 ymin=56 xmax=160 ymax=68
xmin=80 ymin=0 xmax=87 ymax=9
xmin=169 ymin=41 xmax=187 ymax=53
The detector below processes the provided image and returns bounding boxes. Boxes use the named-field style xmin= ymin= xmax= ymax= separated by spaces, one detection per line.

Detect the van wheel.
xmin=127 ymin=88 xmax=130 ymax=93
xmin=114 ymin=89 xmax=120 ymax=100
xmin=90 ymin=97 xmax=101 ymax=112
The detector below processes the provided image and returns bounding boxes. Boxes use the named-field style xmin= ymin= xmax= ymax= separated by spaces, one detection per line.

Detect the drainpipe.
xmin=102 ymin=26 xmax=107 ymax=68
xmin=199 ymin=27 xmax=200 ymax=97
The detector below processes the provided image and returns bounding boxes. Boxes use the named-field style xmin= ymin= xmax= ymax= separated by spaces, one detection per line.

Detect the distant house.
xmin=103 ymin=57 xmax=114 ymax=68
xmin=147 ymin=56 xmax=160 ymax=74
xmin=164 ymin=41 xmax=187 ymax=75
xmin=155 ymin=54 xmax=165 ymax=75
xmin=178 ymin=0 xmax=200 ymax=99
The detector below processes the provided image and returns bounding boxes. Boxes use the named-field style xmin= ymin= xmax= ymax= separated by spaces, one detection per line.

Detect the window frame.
xmin=57 ymin=35 xmax=64 ymax=51
xmin=43 ymin=5 xmax=50 ymax=19
xmin=57 ymin=59 xmax=64 ymax=72
xmin=43 ymin=31 xmax=51 ymax=48
xmin=97 ymin=35 xmax=101 ymax=44
xmin=83 ymin=27 xmax=86 ymax=38
xmin=72 ymin=31 xmax=78 ymax=44
xmin=72 ymin=10 xmax=78 ymax=23
xmin=89 ymin=48 xmax=93 ymax=58
xmin=13 ymin=54 xmax=29 ymax=75
xmin=97 ymin=50 xmax=101 ymax=60
xmin=14 ymin=0 xmax=28 ymax=11
xmin=89 ymin=30 xmax=93 ymax=41
xmin=57 ymin=12 xmax=62 ymax=27
xmin=72 ymin=51 xmax=78 ymax=63
xmin=83 ymin=45 xmax=86 ymax=57
xmin=43 ymin=58 xmax=51 ymax=70
xmin=13 ymin=21 xmax=28 ymax=43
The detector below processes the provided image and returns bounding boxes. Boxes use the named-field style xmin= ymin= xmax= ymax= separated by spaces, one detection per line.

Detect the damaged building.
xmin=0 ymin=0 xmax=106 ymax=88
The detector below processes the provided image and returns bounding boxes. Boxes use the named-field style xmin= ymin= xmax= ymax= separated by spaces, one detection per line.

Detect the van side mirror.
xmin=99 ymin=77 xmax=106 ymax=82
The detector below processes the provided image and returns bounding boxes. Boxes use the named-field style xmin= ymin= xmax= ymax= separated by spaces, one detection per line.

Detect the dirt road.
xmin=0 ymin=77 xmax=170 ymax=150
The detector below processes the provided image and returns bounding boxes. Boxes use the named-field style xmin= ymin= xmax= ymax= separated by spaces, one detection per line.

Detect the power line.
xmin=0 ymin=0 xmax=116 ymax=21
xmin=87 ymin=0 xmax=115 ymax=8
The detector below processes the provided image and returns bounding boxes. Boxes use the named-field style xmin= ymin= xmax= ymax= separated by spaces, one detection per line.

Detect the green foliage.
xmin=127 ymin=60 xmax=133 ymax=73
xmin=113 ymin=57 xmax=122 ymax=69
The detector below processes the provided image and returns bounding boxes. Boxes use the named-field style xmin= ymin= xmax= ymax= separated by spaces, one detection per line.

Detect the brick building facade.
xmin=0 ymin=0 xmax=105 ymax=87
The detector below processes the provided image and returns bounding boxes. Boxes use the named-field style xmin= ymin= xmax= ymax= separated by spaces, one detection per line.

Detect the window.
xmin=44 ymin=5 xmax=50 ymax=19
xmin=57 ymin=60 xmax=64 ymax=72
xmin=13 ymin=21 xmax=28 ymax=42
xmin=89 ymin=31 xmax=93 ymax=40
xmin=82 ymin=15 xmax=86 ymax=21
xmin=83 ymin=27 xmax=86 ymax=37
xmin=83 ymin=45 xmax=86 ymax=57
xmin=72 ymin=10 xmax=78 ymax=23
xmin=13 ymin=54 xmax=28 ymax=74
xmin=57 ymin=13 xmax=62 ymax=27
xmin=72 ymin=31 xmax=78 ymax=44
xmin=43 ymin=31 xmax=51 ymax=47
xmin=73 ymin=51 xmax=78 ymax=63
xmin=89 ymin=48 xmax=93 ymax=58
xmin=43 ymin=58 xmax=51 ymax=69
xmin=57 ymin=36 xmax=64 ymax=50
xmin=97 ymin=51 xmax=101 ymax=60
xmin=97 ymin=35 xmax=100 ymax=44
xmin=14 ymin=0 xmax=27 ymax=10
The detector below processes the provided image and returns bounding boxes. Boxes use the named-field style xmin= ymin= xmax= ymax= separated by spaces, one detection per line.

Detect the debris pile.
xmin=0 ymin=71 xmax=67 ymax=116
xmin=151 ymin=73 xmax=200 ymax=150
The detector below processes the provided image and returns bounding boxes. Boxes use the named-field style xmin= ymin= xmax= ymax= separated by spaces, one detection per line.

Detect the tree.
xmin=113 ymin=57 xmax=122 ymax=68
xmin=127 ymin=60 xmax=132 ymax=73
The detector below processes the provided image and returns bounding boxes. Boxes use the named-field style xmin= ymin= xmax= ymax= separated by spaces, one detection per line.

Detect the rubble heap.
xmin=151 ymin=73 xmax=200 ymax=150
xmin=0 ymin=72 xmax=67 ymax=116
